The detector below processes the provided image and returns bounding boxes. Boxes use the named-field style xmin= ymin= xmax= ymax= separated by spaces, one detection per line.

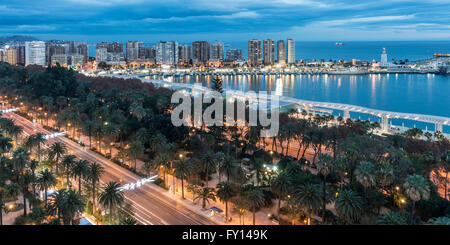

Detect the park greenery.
xmin=0 ymin=61 xmax=449 ymax=225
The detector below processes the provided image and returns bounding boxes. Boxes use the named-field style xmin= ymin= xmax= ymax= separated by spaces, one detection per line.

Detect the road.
xmin=3 ymin=112 xmax=217 ymax=225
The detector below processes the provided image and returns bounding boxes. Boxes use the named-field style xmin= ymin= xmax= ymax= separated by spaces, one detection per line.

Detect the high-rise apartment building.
xmin=286 ymin=38 xmax=295 ymax=64
xmin=96 ymin=42 xmax=125 ymax=64
xmin=126 ymin=41 xmax=142 ymax=61
xmin=25 ymin=41 xmax=46 ymax=66
xmin=178 ymin=45 xmax=191 ymax=63
xmin=17 ymin=46 xmax=25 ymax=64
xmin=95 ymin=48 xmax=108 ymax=62
xmin=225 ymin=49 xmax=243 ymax=62
xmin=248 ymin=39 xmax=262 ymax=66
xmin=277 ymin=40 xmax=285 ymax=64
xmin=156 ymin=41 xmax=178 ymax=64
xmin=192 ymin=41 xmax=210 ymax=63
xmin=263 ymin=39 xmax=275 ymax=65
xmin=6 ymin=47 xmax=18 ymax=65
xmin=211 ymin=41 xmax=224 ymax=61
xmin=75 ymin=42 xmax=88 ymax=64
xmin=51 ymin=54 xmax=69 ymax=66
xmin=140 ymin=46 xmax=156 ymax=61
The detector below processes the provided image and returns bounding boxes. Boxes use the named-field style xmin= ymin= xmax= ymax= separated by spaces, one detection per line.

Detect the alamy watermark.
xmin=170 ymin=84 xmax=279 ymax=137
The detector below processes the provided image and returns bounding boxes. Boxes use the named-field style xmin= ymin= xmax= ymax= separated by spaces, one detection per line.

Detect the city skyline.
xmin=0 ymin=0 xmax=449 ymax=42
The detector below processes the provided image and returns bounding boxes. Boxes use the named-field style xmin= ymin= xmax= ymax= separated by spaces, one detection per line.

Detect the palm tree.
xmin=60 ymin=189 xmax=85 ymax=225
xmin=119 ymin=217 xmax=138 ymax=225
xmin=219 ymin=155 xmax=237 ymax=182
xmin=61 ymin=155 xmax=76 ymax=189
xmin=83 ymin=120 xmax=95 ymax=148
xmin=99 ymin=181 xmax=125 ymax=224
xmin=200 ymin=152 xmax=218 ymax=187
xmin=9 ymin=125 xmax=23 ymax=145
xmin=193 ymin=187 xmax=216 ymax=209
xmin=127 ymin=140 xmax=144 ymax=171
xmin=376 ymin=211 xmax=407 ymax=225
xmin=25 ymin=133 xmax=46 ymax=162
xmin=36 ymin=168 xmax=57 ymax=203
xmin=72 ymin=159 xmax=89 ymax=194
xmin=355 ymin=161 xmax=376 ymax=207
xmin=440 ymin=150 xmax=449 ymax=200
xmin=376 ymin=162 xmax=394 ymax=190
xmin=0 ymin=188 xmax=5 ymax=225
xmin=315 ymin=153 xmax=334 ymax=223
xmin=270 ymin=172 xmax=291 ymax=217
xmin=12 ymin=147 xmax=30 ymax=216
xmin=294 ymin=183 xmax=321 ymax=225
xmin=88 ymin=162 xmax=104 ymax=209
xmin=403 ymin=174 xmax=430 ymax=224
xmin=216 ymin=182 xmax=236 ymax=221
xmin=48 ymin=142 xmax=67 ymax=174
xmin=243 ymin=187 xmax=265 ymax=225
xmin=173 ymin=158 xmax=191 ymax=199
xmin=335 ymin=189 xmax=363 ymax=224
xmin=250 ymin=158 xmax=266 ymax=186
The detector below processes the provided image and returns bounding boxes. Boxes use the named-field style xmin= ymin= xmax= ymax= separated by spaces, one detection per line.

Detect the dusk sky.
xmin=1 ymin=0 xmax=449 ymax=42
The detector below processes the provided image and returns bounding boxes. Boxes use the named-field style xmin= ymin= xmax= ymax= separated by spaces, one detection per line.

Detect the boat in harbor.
xmin=335 ymin=42 xmax=344 ymax=46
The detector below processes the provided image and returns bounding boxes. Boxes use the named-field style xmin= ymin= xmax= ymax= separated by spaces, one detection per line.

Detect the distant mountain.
xmin=0 ymin=35 xmax=39 ymax=43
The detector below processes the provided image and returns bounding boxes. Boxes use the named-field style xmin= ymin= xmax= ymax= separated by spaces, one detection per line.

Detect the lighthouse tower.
xmin=381 ymin=48 xmax=388 ymax=66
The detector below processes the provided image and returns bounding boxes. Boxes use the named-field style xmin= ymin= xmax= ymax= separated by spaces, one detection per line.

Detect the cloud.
xmin=0 ymin=0 xmax=449 ymax=41
xmin=314 ymin=15 xmax=416 ymax=27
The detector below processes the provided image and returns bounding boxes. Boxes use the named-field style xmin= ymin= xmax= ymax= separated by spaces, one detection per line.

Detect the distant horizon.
xmin=2 ymin=35 xmax=450 ymax=44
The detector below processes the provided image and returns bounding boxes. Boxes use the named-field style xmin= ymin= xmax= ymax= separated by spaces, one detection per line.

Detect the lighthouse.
xmin=381 ymin=48 xmax=388 ymax=66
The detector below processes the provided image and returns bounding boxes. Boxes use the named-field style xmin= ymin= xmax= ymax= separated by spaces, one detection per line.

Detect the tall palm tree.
xmin=152 ymin=152 xmax=171 ymax=186
xmin=216 ymin=182 xmax=237 ymax=221
xmin=243 ymin=187 xmax=265 ymax=225
xmin=335 ymin=189 xmax=363 ymax=224
xmin=200 ymin=152 xmax=218 ymax=188
xmin=173 ymin=158 xmax=191 ymax=199
xmin=36 ymin=168 xmax=57 ymax=203
xmin=355 ymin=161 xmax=376 ymax=207
xmin=440 ymin=150 xmax=449 ymax=200
xmin=99 ymin=181 xmax=125 ymax=224
xmin=127 ymin=140 xmax=144 ymax=171
xmin=31 ymin=133 xmax=46 ymax=162
xmin=83 ymin=120 xmax=95 ymax=148
xmin=48 ymin=142 xmax=67 ymax=174
xmin=29 ymin=159 xmax=38 ymax=194
xmin=219 ymin=155 xmax=237 ymax=182
xmin=71 ymin=159 xmax=89 ymax=194
xmin=88 ymin=162 xmax=104 ymax=209
xmin=403 ymin=174 xmax=430 ymax=224
xmin=294 ymin=183 xmax=321 ymax=225
xmin=193 ymin=187 xmax=216 ymax=209
xmin=250 ymin=158 xmax=266 ymax=186
xmin=61 ymin=155 xmax=76 ymax=189
xmin=376 ymin=161 xmax=394 ymax=190
xmin=60 ymin=189 xmax=85 ymax=225
xmin=270 ymin=172 xmax=291 ymax=217
xmin=0 ymin=188 xmax=5 ymax=225
xmin=315 ymin=153 xmax=334 ymax=223
xmin=12 ymin=147 xmax=30 ymax=216
xmin=0 ymin=135 xmax=13 ymax=154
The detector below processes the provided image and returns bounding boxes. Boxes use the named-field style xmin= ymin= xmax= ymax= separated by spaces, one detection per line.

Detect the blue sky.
xmin=0 ymin=0 xmax=449 ymax=42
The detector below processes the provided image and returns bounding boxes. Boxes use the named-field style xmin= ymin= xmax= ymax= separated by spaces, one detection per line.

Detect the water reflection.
xmin=147 ymin=73 xmax=449 ymax=118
